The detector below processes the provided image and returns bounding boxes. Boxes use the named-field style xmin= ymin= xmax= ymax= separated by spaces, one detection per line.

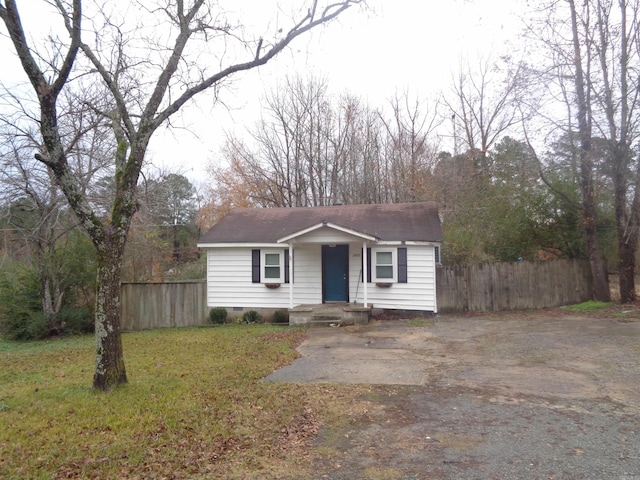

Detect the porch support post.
xmin=362 ymin=242 xmax=368 ymax=307
xmin=288 ymin=244 xmax=294 ymax=308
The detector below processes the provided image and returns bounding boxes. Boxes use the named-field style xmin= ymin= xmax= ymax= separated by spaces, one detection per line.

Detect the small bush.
xmin=0 ymin=264 xmax=47 ymax=340
xmin=2 ymin=310 xmax=48 ymax=341
xmin=242 ymin=310 xmax=260 ymax=324
xmin=273 ymin=310 xmax=288 ymax=324
xmin=59 ymin=306 xmax=94 ymax=334
xmin=209 ymin=307 xmax=227 ymax=324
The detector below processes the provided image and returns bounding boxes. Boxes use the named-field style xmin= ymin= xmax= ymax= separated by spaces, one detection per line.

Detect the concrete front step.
xmin=311 ymin=315 xmax=343 ymax=321
xmin=289 ymin=303 xmax=370 ymax=326
xmin=308 ymin=319 xmax=344 ymax=327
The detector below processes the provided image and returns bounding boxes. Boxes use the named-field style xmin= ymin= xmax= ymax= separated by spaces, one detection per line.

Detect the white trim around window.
xmin=262 ymin=250 xmax=284 ymax=283
xmin=372 ymin=247 xmax=397 ymax=282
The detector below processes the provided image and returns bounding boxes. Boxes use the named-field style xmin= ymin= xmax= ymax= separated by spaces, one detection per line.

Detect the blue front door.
xmin=322 ymin=245 xmax=349 ymax=302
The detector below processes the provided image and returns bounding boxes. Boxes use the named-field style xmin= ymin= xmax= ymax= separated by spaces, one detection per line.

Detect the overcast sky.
xmin=0 ymin=0 xmax=527 ymax=186
xmin=149 ymin=0 xmax=527 ymax=184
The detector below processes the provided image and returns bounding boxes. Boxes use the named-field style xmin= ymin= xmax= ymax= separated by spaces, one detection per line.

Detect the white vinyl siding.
xmin=206 ymin=243 xmax=438 ymax=313
xmin=206 ymin=246 xmax=321 ymax=308
xmin=350 ymin=245 xmax=437 ymax=312
xmin=290 ymin=227 xmax=360 ymax=244
xmin=291 ymin=245 xmax=323 ymax=304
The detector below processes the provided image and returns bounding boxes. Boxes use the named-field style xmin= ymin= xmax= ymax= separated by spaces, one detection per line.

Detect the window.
xmin=371 ymin=248 xmax=398 ymax=282
xmin=366 ymin=247 xmax=407 ymax=284
xmin=264 ymin=253 xmax=281 ymax=280
xmin=434 ymin=245 xmax=441 ymax=265
xmin=252 ymin=249 xmax=290 ymax=284
xmin=375 ymin=251 xmax=394 ymax=279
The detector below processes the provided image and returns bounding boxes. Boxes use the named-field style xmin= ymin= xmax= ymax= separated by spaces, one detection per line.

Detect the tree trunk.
xmin=583 ymin=200 xmax=610 ymax=301
xmin=42 ymin=276 xmax=63 ymax=333
xmin=619 ymin=239 xmax=637 ymax=303
xmin=0 ymin=0 xmax=367 ymax=391
xmin=93 ymin=236 xmax=127 ymax=390
xmin=618 ymin=168 xmax=640 ymax=303
xmin=173 ymin=222 xmax=180 ymax=263
xmin=39 ymin=249 xmax=64 ymax=334
xmin=568 ymin=0 xmax=610 ymax=302
xmin=579 ymin=131 xmax=610 ymax=302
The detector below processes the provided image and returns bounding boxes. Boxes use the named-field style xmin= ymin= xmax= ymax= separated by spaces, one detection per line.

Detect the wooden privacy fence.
xmin=120 ymin=281 xmax=207 ymax=331
xmin=120 ymin=260 xmax=593 ymax=330
xmin=436 ymin=259 xmax=592 ymax=313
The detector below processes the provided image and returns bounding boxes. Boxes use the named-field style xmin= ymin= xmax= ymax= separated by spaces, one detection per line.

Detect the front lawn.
xmin=0 ymin=326 xmax=366 ymax=479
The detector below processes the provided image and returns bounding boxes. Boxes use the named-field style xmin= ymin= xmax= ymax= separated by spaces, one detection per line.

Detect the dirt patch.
xmin=313 ymin=384 xmax=640 ymax=479
xmin=266 ymin=306 xmax=640 ymax=478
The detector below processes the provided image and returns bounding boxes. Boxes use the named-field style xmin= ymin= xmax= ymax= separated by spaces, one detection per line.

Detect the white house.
xmin=197 ymin=202 xmax=443 ymax=323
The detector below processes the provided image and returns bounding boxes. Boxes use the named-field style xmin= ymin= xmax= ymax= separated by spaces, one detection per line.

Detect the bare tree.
xmin=567 ymin=0 xmax=611 ymax=301
xmin=0 ymin=132 xmax=70 ymax=331
xmin=525 ymin=0 xmax=640 ymax=302
xmin=0 ymin=0 xmax=363 ymax=390
xmin=379 ymin=92 xmax=440 ymax=203
xmin=337 ymin=93 xmax=387 ymax=204
xmin=0 ymin=83 xmax=113 ymax=333
xmin=444 ymin=56 xmax=524 ymax=158
xmin=522 ymin=0 xmax=612 ymax=301
xmin=589 ymin=0 xmax=640 ymax=302
xmin=257 ymin=76 xmax=337 ymax=206
xmin=215 ymin=76 xmax=355 ymax=207
xmin=212 ymin=80 xmax=442 ymax=208
xmin=254 ymin=75 xmax=354 ymax=207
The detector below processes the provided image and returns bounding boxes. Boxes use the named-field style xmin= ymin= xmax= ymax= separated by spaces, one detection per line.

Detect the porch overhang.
xmin=277 ymin=223 xmax=375 ymax=309
xmin=277 ymin=221 xmax=379 ymax=244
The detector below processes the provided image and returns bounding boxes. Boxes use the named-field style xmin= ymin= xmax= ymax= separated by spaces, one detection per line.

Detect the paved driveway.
xmin=265 ymin=313 xmax=640 ymax=410
xmin=264 ymin=319 xmax=436 ymax=385
xmin=264 ymin=311 xmax=640 ymax=479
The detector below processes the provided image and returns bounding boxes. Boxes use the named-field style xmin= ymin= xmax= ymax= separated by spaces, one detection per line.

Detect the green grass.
xmin=0 ymin=325 xmax=370 ymax=479
xmin=407 ymin=317 xmax=436 ymax=327
xmin=0 ymin=335 xmax=91 ymax=354
xmin=561 ymin=300 xmax=614 ymax=312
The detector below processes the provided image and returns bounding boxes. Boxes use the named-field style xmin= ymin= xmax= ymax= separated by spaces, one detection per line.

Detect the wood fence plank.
xmin=121 ymin=260 xmax=593 ymax=329
xmin=436 ymin=259 xmax=592 ymax=313
xmin=120 ymin=281 xmax=207 ymax=331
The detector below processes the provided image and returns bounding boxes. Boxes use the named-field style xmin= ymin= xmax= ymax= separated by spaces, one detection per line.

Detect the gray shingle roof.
xmin=199 ymin=202 xmax=443 ymax=244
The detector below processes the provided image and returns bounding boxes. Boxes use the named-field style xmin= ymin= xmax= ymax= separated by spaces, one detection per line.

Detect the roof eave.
xmin=197 ymin=242 xmax=284 ymax=248
xmin=277 ymin=221 xmax=379 ymax=243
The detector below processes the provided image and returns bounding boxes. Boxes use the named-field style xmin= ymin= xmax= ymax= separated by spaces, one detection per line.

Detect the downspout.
xmin=433 ymin=244 xmax=438 ymax=314
xmin=362 ymin=242 xmax=368 ymax=308
xmin=288 ymin=244 xmax=294 ymax=308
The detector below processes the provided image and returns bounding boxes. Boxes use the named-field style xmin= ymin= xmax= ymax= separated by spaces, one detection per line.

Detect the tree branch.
xmin=152 ymin=1 xmax=361 ymax=129
xmin=1 ymin=0 xmax=104 ymax=245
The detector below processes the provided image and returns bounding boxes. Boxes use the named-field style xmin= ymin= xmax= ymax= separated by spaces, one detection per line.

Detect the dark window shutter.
xmin=367 ymin=247 xmax=372 ymax=283
xmin=252 ymin=250 xmax=260 ymax=283
xmin=284 ymin=249 xmax=290 ymax=284
xmin=398 ymin=247 xmax=408 ymax=283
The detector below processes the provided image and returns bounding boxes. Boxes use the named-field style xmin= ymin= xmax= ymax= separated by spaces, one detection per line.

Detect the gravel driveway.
xmin=265 ymin=309 xmax=640 ymax=479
